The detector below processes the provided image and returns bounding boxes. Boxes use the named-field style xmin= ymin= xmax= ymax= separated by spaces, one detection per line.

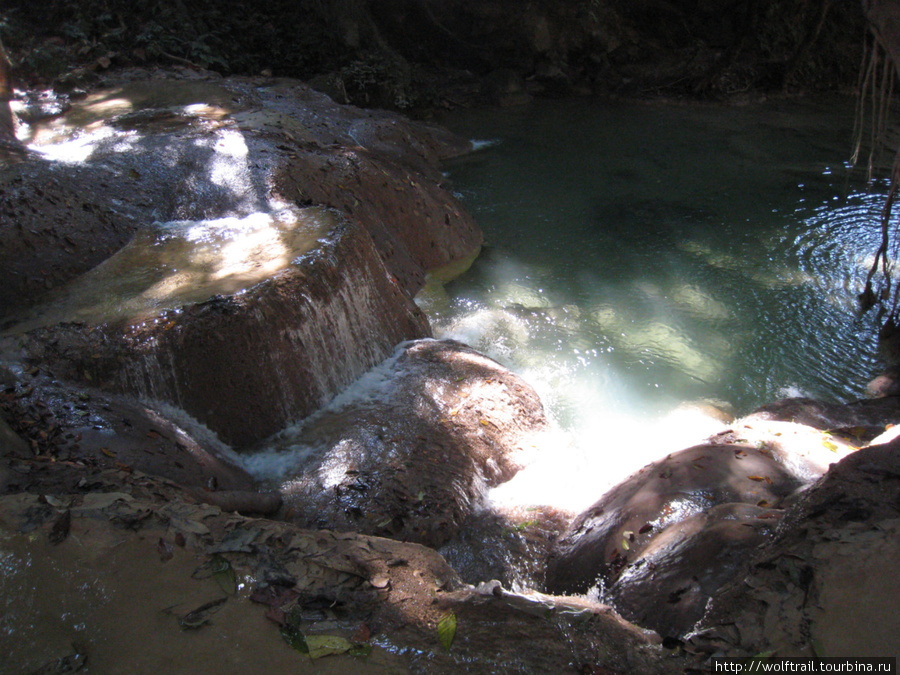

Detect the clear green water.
xmin=423 ymin=96 xmax=887 ymax=504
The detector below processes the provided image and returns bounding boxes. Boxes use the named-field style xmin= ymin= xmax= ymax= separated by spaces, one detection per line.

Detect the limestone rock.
xmin=545 ymin=443 xmax=802 ymax=597
xmin=7 ymin=210 xmax=428 ymax=448
xmin=0 ymin=74 xmax=480 ymax=319
xmin=0 ymin=369 xmax=255 ymax=494
xmin=746 ymin=395 xmax=900 ymax=437
xmin=272 ymin=339 xmax=548 ymax=548
xmin=606 ymin=502 xmax=782 ymax=639
xmin=688 ymin=439 xmax=900 ymax=658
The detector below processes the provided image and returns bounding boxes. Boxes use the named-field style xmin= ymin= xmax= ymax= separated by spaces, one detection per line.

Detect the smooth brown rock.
xmin=9 ymin=213 xmax=429 ymax=448
xmin=274 ymin=339 xmax=548 ymax=548
xmin=607 ymin=502 xmax=782 ymax=639
xmin=688 ymin=439 xmax=900 ymax=658
xmin=545 ymin=443 xmax=802 ymax=596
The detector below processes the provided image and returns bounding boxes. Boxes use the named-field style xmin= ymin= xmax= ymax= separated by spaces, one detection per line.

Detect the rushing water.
xmin=421 ymin=96 xmax=889 ymax=510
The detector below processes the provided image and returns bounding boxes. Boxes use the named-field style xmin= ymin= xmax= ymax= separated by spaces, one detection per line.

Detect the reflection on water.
xmin=427 ymin=97 xmax=886 ymax=508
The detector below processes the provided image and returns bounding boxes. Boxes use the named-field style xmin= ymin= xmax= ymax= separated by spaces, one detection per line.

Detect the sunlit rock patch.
xmin=0 ymin=71 xmax=481 ymax=319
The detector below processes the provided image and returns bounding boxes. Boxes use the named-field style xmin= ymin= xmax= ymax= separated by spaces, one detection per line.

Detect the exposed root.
xmin=855 ymin=26 xmax=900 ymax=322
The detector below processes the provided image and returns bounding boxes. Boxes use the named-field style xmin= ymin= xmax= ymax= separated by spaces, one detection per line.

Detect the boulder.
xmin=6 ymin=209 xmax=428 ymax=449
xmin=606 ymin=502 xmax=782 ymax=639
xmin=266 ymin=339 xmax=548 ymax=548
xmin=545 ymin=443 xmax=802 ymax=596
xmin=688 ymin=439 xmax=900 ymax=658
xmin=545 ymin=395 xmax=900 ymax=640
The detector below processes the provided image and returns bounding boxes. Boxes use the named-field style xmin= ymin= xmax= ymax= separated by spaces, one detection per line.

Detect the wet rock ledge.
xmin=0 ymin=70 xmax=481 ymax=447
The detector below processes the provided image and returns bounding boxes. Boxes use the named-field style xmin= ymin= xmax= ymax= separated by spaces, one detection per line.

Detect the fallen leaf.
xmin=437 ymin=611 xmax=457 ymax=652
xmin=370 ymin=575 xmax=391 ymax=589
xmin=179 ymin=597 xmax=227 ymax=630
xmin=351 ymin=623 xmax=371 ymax=643
xmin=348 ymin=643 xmax=373 ymax=658
xmin=280 ymin=624 xmax=309 ymax=653
xmin=306 ymin=635 xmax=354 ymax=659
xmin=211 ymin=555 xmax=237 ymax=595
xmin=747 ymin=475 xmax=766 ymax=482
xmin=49 ymin=509 xmax=71 ymax=545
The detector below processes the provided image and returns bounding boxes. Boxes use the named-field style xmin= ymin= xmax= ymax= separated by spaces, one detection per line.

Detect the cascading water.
xmin=424 ymin=96 xmax=888 ymax=513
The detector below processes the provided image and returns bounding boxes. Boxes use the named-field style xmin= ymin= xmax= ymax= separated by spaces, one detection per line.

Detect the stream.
xmin=422 ymin=95 xmax=888 ymax=512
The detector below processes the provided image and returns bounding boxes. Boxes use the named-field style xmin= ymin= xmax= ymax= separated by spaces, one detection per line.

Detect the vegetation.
xmin=0 ymin=0 xmax=866 ymax=103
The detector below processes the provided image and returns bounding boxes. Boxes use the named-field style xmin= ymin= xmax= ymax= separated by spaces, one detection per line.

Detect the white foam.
xmin=239 ymin=340 xmax=419 ymax=481
xmin=471 ymin=138 xmax=501 ymax=151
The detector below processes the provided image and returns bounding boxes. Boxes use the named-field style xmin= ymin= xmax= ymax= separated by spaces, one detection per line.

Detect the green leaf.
xmin=822 ymin=440 xmax=839 ymax=453
xmin=210 ymin=555 xmax=237 ymax=595
xmin=349 ymin=643 xmax=373 ymax=659
xmin=437 ymin=611 xmax=457 ymax=652
xmin=305 ymin=635 xmax=354 ymax=659
xmin=280 ymin=624 xmax=309 ymax=653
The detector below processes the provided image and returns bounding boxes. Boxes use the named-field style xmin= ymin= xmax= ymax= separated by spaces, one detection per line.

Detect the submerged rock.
xmin=267 ymin=339 xmax=548 ymax=548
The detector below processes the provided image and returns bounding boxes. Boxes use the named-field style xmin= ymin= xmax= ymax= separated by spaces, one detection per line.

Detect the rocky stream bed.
xmin=1 ymin=68 xmax=899 ymax=673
